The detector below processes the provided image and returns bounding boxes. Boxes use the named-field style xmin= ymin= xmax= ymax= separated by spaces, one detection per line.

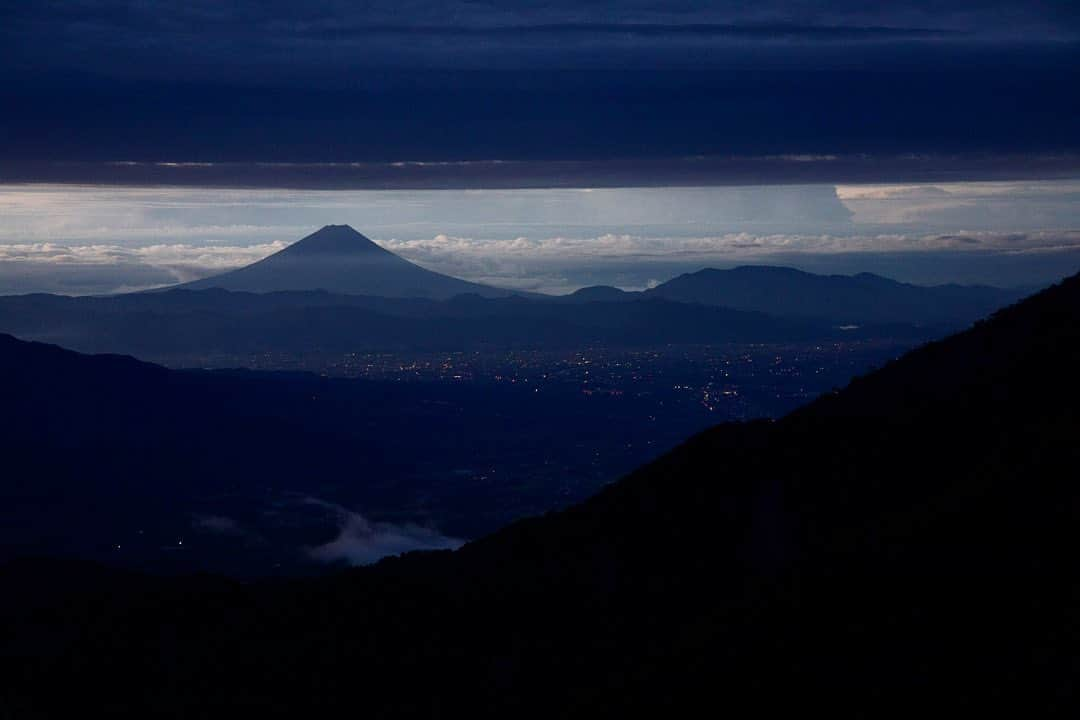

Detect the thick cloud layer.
xmin=5 ymin=1 xmax=1077 ymax=70
xmin=2 ymin=2 xmax=1077 ymax=175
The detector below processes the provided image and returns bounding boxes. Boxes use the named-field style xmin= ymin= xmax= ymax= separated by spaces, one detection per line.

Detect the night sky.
xmin=3 ymin=1 xmax=1079 ymax=186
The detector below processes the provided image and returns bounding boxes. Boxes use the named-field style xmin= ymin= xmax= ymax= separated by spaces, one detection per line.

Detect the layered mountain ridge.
xmin=642 ymin=264 xmax=1022 ymax=325
xmin=0 ymin=226 xmax=1028 ymax=362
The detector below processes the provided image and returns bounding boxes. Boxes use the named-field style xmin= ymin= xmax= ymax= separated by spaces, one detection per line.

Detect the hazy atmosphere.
xmin=3 ymin=180 xmax=1079 ymax=295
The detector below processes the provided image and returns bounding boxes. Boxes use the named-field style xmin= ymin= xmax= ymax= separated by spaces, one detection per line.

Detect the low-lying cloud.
xmin=0 ymin=241 xmax=287 ymax=271
xmin=191 ymin=514 xmax=244 ymax=536
xmin=383 ymin=230 xmax=1080 ymax=291
xmin=384 ymin=229 xmax=1080 ymax=261
xmin=304 ymin=499 xmax=464 ymax=567
xmin=0 ymin=241 xmax=287 ymax=294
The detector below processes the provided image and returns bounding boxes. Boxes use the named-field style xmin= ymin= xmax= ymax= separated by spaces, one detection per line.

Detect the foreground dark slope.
xmin=4 ymin=274 xmax=1080 ymax=716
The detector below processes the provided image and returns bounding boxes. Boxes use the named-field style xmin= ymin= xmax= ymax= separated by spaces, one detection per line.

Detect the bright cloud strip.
xmin=383 ymin=230 xmax=1080 ymax=260
xmin=0 ymin=241 xmax=286 ymax=267
xmin=1 ymin=181 xmax=1078 ymax=294
xmin=1 ymin=230 xmax=1078 ymax=296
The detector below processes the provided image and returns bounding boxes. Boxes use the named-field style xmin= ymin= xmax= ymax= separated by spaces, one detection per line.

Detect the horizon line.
xmin=4 ymin=153 xmax=1080 ymax=191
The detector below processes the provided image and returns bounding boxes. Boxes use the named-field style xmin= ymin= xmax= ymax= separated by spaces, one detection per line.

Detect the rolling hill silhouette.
xmin=0 ymin=286 xmax=917 ymax=361
xmin=2 ymin=266 xmax=1078 ymax=715
xmin=181 ymin=224 xmax=512 ymax=298
xmin=640 ymin=265 xmax=1023 ymax=325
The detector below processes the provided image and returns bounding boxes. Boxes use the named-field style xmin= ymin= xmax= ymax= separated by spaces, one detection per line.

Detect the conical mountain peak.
xmin=281 ymin=224 xmax=390 ymax=257
xmin=178 ymin=225 xmax=513 ymax=299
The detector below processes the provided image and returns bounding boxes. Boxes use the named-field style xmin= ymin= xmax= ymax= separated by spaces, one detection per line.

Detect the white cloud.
xmin=382 ymin=230 xmax=1080 ymax=292
xmin=837 ymin=180 xmax=1080 ymax=227
xmin=384 ymin=229 xmax=1080 ymax=263
xmin=0 ymin=241 xmax=286 ymax=266
xmin=302 ymin=498 xmax=464 ymax=566
xmin=0 ymin=241 xmax=287 ymax=289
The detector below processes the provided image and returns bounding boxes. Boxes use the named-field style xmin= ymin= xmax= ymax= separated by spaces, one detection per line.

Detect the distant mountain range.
xmin=579 ymin=265 xmax=1024 ymax=326
xmin=0 ymin=225 xmax=1026 ymax=361
xmin=0 ymin=287 xmax=918 ymax=362
xmin=3 ymin=268 xmax=1078 ymax=715
xmin=180 ymin=223 xmax=1022 ymax=325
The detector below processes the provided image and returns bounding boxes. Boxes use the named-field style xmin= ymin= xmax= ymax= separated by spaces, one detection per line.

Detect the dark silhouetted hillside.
xmin=0 ymin=256 xmax=1017 ymax=363
xmin=561 ymin=285 xmax=634 ymax=302
xmin=0 ymin=333 xmax=755 ymax=574
xmin=0 ymin=286 xmax=916 ymax=362
xmin=644 ymin=264 xmax=1023 ymax=325
xmin=3 ymin=273 xmax=1080 ymax=716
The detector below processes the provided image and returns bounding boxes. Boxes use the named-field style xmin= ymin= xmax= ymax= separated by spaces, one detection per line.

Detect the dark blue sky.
xmin=2 ymin=1 xmax=1078 ymax=186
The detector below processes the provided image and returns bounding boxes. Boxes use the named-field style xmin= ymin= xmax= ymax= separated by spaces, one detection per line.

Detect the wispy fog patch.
xmin=303 ymin=498 xmax=464 ymax=567
xmin=191 ymin=514 xmax=243 ymax=536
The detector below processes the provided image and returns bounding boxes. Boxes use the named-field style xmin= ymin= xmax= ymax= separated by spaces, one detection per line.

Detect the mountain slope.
xmin=181 ymin=224 xmax=512 ymax=298
xmin=0 ymin=287 xmax=909 ymax=362
xmin=644 ymin=264 xmax=1023 ymax=325
xmin=4 ymin=274 xmax=1080 ymax=716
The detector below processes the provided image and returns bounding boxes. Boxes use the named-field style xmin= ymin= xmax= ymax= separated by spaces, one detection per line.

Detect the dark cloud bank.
xmin=1 ymin=1 xmax=1078 ymax=186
